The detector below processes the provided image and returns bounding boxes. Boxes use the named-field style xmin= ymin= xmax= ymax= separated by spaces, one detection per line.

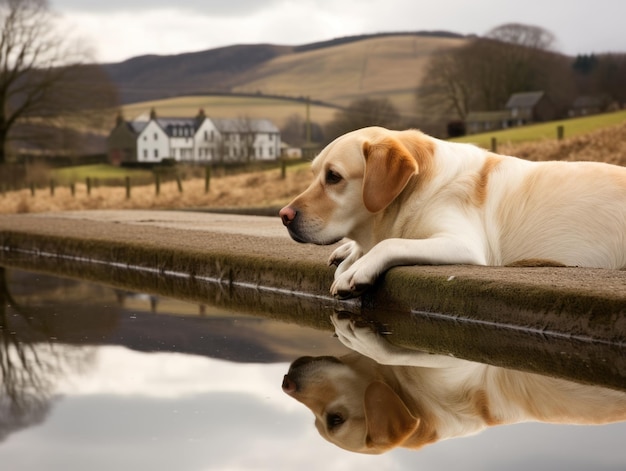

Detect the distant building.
xmin=569 ymin=95 xmax=611 ymax=117
xmin=465 ymin=91 xmax=556 ymax=135
xmin=504 ymin=91 xmax=556 ymax=125
xmin=108 ymin=109 xmax=281 ymax=165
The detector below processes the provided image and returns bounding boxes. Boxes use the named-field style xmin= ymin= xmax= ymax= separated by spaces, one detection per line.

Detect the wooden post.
xmin=86 ymin=177 xmax=92 ymax=196
xmin=281 ymin=159 xmax=286 ymax=179
xmin=125 ymin=176 xmax=131 ymax=199
xmin=155 ymin=173 xmax=161 ymax=196
xmin=30 ymin=183 xmax=35 ymax=197
xmin=204 ymin=166 xmax=211 ymax=193
xmin=557 ymin=125 xmax=564 ymax=140
xmin=176 ymin=174 xmax=183 ymax=193
xmin=490 ymin=137 xmax=497 ymax=153
xmin=50 ymin=179 xmax=55 ymax=197
xmin=70 ymin=182 xmax=76 ymax=197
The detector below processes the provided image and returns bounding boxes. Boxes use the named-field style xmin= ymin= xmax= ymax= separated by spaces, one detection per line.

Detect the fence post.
xmin=204 ymin=166 xmax=211 ymax=193
xmin=490 ymin=137 xmax=497 ymax=153
xmin=125 ymin=176 xmax=131 ymax=199
xmin=86 ymin=177 xmax=92 ymax=196
xmin=30 ymin=183 xmax=35 ymax=197
xmin=155 ymin=173 xmax=160 ymax=196
xmin=70 ymin=182 xmax=76 ymax=197
xmin=281 ymin=159 xmax=286 ymax=179
xmin=49 ymin=179 xmax=55 ymax=197
xmin=557 ymin=125 xmax=564 ymax=140
xmin=176 ymin=174 xmax=183 ymax=193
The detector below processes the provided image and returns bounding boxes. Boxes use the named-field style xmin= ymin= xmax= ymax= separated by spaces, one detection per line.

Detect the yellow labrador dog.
xmin=279 ymin=127 xmax=626 ymax=297
xmin=282 ymin=313 xmax=626 ymax=454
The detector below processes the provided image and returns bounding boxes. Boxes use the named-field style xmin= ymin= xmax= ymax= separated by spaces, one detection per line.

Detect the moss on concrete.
xmin=0 ymin=211 xmax=624 ymax=391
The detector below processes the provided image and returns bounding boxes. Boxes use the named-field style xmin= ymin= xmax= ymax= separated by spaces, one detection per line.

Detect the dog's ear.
xmin=364 ymin=381 xmax=419 ymax=452
xmin=362 ymin=138 xmax=418 ymax=213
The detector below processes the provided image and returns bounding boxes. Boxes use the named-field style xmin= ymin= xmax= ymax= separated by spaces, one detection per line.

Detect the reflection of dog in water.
xmin=282 ymin=313 xmax=626 ymax=454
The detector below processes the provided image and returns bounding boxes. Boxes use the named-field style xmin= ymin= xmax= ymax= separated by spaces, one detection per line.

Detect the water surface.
xmin=1 ymin=268 xmax=624 ymax=471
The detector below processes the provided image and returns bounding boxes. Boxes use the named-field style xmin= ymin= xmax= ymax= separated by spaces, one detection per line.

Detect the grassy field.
xmin=121 ymin=95 xmax=339 ymax=129
xmin=452 ymin=109 xmax=626 ymax=148
xmin=52 ymin=164 xmax=155 ymax=185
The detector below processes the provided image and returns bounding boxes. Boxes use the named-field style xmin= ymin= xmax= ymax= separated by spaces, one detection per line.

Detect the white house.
xmin=108 ymin=109 xmax=282 ymax=165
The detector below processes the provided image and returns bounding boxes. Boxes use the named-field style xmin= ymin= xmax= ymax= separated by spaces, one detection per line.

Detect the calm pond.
xmin=0 ymin=267 xmax=625 ymax=471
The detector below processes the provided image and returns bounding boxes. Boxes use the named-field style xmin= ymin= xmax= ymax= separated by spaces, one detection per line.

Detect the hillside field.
xmin=121 ymin=95 xmax=339 ymax=129
xmin=110 ymin=34 xmax=468 ymax=128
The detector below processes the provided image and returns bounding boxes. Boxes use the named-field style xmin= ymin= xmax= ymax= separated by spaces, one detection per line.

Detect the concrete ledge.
xmin=0 ymin=210 xmax=624 ymax=391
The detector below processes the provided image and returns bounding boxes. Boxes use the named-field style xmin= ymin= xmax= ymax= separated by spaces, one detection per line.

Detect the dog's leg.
xmin=328 ymin=241 xmax=363 ymax=278
xmin=331 ymin=313 xmax=463 ymax=368
xmin=331 ymin=237 xmax=485 ymax=297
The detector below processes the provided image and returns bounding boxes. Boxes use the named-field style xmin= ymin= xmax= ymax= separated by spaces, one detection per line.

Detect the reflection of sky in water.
xmin=1 ymin=268 xmax=625 ymax=470
xmin=1 ymin=346 xmax=624 ymax=471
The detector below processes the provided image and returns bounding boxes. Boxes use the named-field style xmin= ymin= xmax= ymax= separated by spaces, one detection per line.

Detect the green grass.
xmin=52 ymin=164 xmax=154 ymax=185
xmin=451 ymin=109 xmax=626 ymax=148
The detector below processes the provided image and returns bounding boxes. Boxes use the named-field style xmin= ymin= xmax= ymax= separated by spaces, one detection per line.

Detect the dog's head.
xmin=282 ymin=355 xmax=423 ymax=454
xmin=279 ymin=127 xmax=433 ymax=245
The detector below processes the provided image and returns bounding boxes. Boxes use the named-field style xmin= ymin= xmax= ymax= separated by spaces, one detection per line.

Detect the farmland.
xmin=2 ymin=115 xmax=625 ymax=215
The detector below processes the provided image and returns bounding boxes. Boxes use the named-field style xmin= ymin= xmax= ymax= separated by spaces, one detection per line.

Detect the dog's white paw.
xmin=328 ymin=241 xmax=362 ymax=274
xmin=331 ymin=313 xmax=396 ymax=364
xmin=330 ymin=255 xmax=380 ymax=298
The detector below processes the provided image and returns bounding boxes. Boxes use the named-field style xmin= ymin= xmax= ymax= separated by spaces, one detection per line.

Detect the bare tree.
xmin=0 ymin=0 xmax=117 ymax=164
xmin=486 ymin=23 xmax=557 ymax=50
xmin=417 ymin=23 xmax=573 ymax=125
xmin=324 ymin=97 xmax=401 ymax=143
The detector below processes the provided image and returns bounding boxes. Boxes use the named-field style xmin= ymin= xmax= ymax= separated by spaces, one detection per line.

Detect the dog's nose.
xmin=282 ymin=375 xmax=297 ymax=394
xmin=279 ymin=206 xmax=296 ymax=226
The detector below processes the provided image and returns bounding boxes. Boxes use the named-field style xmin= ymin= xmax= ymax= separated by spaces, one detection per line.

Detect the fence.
xmin=1 ymin=158 xmax=299 ymax=200
xmin=489 ymin=124 xmax=565 ymax=153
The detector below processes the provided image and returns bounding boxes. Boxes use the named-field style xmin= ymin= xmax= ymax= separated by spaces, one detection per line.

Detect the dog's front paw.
xmin=331 ymin=312 xmax=394 ymax=363
xmin=329 ymin=256 xmax=379 ymax=298
xmin=328 ymin=241 xmax=362 ymax=269
xmin=330 ymin=272 xmax=371 ymax=298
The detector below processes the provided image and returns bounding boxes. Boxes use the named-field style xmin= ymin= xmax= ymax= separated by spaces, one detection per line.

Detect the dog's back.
xmin=485 ymin=157 xmax=626 ymax=268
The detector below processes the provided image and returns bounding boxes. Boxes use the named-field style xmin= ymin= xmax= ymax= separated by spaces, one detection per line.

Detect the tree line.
xmin=308 ymin=23 xmax=626 ymax=143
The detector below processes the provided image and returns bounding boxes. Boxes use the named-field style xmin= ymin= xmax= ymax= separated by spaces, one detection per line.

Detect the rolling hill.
xmin=103 ymin=32 xmax=468 ymax=122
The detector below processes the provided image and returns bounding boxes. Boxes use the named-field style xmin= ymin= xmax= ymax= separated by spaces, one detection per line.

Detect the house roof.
xmin=505 ymin=91 xmax=545 ymax=109
xmin=125 ymin=117 xmax=280 ymax=136
xmin=155 ymin=118 xmax=200 ymax=136
xmin=127 ymin=121 xmax=149 ymax=134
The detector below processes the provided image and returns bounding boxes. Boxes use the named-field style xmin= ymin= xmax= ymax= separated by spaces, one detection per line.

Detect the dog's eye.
xmin=326 ymin=413 xmax=345 ymax=430
xmin=325 ymin=169 xmax=343 ymax=185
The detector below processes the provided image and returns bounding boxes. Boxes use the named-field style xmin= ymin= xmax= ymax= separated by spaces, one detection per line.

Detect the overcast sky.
xmin=1 ymin=346 xmax=625 ymax=470
xmin=49 ymin=0 xmax=626 ymax=63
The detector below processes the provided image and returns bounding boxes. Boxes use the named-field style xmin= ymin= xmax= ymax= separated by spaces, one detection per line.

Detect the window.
xmin=143 ymin=149 xmax=148 ymax=158
xmin=204 ymin=130 xmax=208 ymax=141
xmin=154 ymin=149 xmax=159 ymax=158
xmin=154 ymin=133 xmax=158 ymax=140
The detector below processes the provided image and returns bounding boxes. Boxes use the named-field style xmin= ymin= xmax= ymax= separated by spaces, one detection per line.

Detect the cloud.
xmin=51 ymin=0 xmax=282 ymax=16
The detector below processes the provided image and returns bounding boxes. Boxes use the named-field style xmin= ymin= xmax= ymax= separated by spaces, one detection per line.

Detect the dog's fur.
xmin=279 ymin=127 xmax=626 ymax=297
xmin=282 ymin=314 xmax=626 ymax=454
